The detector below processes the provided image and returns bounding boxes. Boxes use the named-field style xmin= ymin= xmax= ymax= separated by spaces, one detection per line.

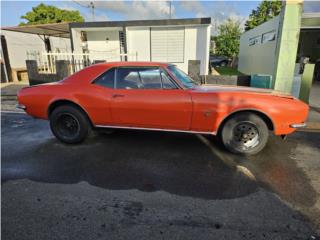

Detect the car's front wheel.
xmin=50 ymin=105 xmax=90 ymax=144
xmin=220 ymin=112 xmax=269 ymax=155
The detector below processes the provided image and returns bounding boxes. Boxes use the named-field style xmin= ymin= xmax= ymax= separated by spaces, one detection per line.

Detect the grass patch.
xmin=215 ymin=66 xmax=244 ymax=76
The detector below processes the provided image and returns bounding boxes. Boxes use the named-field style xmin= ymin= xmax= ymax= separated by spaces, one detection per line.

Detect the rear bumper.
xmin=290 ymin=123 xmax=307 ymax=128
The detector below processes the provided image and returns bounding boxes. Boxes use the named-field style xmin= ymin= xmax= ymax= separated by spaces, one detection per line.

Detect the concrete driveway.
xmin=1 ymin=111 xmax=320 ymax=240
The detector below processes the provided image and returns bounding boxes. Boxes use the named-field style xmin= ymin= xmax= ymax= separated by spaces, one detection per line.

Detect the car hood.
xmin=193 ymin=84 xmax=294 ymax=99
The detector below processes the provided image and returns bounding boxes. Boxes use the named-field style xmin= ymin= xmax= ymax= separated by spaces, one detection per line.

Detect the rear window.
xmin=93 ymin=68 xmax=115 ymax=88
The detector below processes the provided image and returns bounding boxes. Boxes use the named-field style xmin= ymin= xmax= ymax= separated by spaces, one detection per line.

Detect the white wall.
xmin=71 ymin=27 xmax=124 ymax=62
xmin=126 ymin=27 xmax=150 ymax=61
xmin=238 ymin=16 xmax=280 ymax=78
xmin=126 ymin=25 xmax=210 ymax=75
xmin=86 ymin=30 xmax=121 ymax=61
xmin=1 ymin=30 xmax=71 ymax=69
xmin=196 ymin=25 xmax=210 ymax=75
xmin=71 ymin=28 xmax=82 ymax=52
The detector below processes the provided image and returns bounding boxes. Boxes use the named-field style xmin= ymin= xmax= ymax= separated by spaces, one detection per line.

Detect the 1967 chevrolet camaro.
xmin=17 ymin=62 xmax=309 ymax=155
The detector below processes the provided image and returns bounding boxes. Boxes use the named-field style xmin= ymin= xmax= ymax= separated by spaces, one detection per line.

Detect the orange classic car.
xmin=17 ymin=62 xmax=309 ymax=155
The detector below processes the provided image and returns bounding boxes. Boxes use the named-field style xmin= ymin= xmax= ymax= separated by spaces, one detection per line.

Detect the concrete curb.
xmin=310 ymin=106 xmax=320 ymax=114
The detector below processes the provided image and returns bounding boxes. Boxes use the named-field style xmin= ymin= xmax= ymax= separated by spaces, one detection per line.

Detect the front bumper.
xmin=16 ymin=104 xmax=26 ymax=110
xmin=290 ymin=123 xmax=307 ymax=128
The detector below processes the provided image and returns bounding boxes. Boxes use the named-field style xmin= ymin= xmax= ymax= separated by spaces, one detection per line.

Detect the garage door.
xmin=150 ymin=27 xmax=185 ymax=63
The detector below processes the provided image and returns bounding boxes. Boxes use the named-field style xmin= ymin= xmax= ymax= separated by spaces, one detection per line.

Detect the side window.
xmin=116 ymin=67 xmax=162 ymax=89
xmin=161 ymin=71 xmax=177 ymax=89
xmin=139 ymin=68 xmax=161 ymax=89
xmin=94 ymin=68 xmax=115 ymax=88
xmin=116 ymin=68 xmax=141 ymax=89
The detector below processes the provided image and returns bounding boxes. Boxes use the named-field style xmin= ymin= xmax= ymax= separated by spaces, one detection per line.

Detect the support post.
xmin=273 ymin=0 xmax=303 ymax=93
xmin=299 ymin=64 xmax=315 ymax=103
xmin=1 ymin=35 xmax=12 ymax=82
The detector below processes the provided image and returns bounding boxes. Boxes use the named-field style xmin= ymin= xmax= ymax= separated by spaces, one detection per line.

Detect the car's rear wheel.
xmin=50 ymin=105 xmax=90 ymax=144
xmin=220 ymin=112 xmax=269 ymax=155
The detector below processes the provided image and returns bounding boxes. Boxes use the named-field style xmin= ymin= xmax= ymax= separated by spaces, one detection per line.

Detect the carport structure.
xmin=1 ymin=22 xmax=71 ymax=82
xmin=1 ymin=22 xmax=71 ymax=52
xmin=2 ymin=22 xmax=71 ymax=38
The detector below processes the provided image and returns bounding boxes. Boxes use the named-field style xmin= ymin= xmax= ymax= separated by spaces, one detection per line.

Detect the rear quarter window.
xmin=93 ymin=68 xmax=115 ymax=88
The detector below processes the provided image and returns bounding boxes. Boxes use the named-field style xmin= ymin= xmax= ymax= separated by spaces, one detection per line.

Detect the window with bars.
xmin=119 ymin=31 xmax=126 ymax=61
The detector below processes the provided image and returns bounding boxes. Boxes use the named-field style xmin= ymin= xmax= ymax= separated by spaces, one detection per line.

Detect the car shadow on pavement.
xmin=0 ymin=123 xmax=317 ymax=206
xmin=0 ymin=112 xmax=316 ymax=203
xmin=0 ymin=112 xmax=317 ymax=202
xmin=2 ymin=113 xmax=320 ymax=233
xmin=3 ymin=128 xmax=260 ymax=200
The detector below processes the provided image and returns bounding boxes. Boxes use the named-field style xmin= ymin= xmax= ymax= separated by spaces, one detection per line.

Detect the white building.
xmin=238 ymin=2 xmax=319 ymax=104
xmin=70 ymin=18 xmax=211 ymax=75
xmin=238 ymin=16 xmax=280 ymax=78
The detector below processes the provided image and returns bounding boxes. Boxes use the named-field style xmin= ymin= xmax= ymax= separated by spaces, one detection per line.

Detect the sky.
xmin=1 ymin=0 xmax=260 ymax=27
xmin=1 ymin=0 xmax=320 ymax=29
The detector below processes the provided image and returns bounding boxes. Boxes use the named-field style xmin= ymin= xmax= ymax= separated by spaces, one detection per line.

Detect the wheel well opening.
xmin=218 ymin=110 xmax=274 ymax=134
xmin=48 ymin=100 xmax=93 ymax=127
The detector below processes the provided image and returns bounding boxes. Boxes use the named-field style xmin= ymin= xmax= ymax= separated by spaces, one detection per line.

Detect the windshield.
xmin=168 ymin=65 xmax=199 ymax=89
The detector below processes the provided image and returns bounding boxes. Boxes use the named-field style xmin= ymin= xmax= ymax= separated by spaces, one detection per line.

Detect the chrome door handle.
xmin=112 ymin=94 xmax=125 ymax=98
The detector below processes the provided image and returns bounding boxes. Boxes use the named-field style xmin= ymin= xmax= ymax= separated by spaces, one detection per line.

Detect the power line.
xmin=72 ymin=0 xmax=88 ymax=9
xmin=72 ymin=1 xmax=95 ymax=22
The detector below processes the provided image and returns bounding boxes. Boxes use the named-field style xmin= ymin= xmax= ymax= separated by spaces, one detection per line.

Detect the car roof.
xmin=63 ymin=62 xmax=172 ymax=85
xmin=94 ymin=61 xmax=170 ymax=67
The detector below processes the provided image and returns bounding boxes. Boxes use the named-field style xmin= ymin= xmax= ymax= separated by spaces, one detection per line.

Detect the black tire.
xmin=49 ymin=105 xmax=91 ymax=144
xmin=220 ymin=112 xmax=269 ymax=155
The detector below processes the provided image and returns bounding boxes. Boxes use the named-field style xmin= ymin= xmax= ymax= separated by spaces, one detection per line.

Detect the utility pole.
xmin=90 ymin=2 xmax=95 ymax=21
xmin=169 ymin=1 xmax=172 ymax=19
xmin=73 ymin=1 xmax=95 ymax=21
xmin=211 ymin=17 xmax=217 ymax=35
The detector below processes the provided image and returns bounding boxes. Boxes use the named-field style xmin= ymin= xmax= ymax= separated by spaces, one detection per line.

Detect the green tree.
xmin=245 ymin=0 xmax=282 ymax=31
xmin=213 ymin=18 xmax=242 ymax=57
xmin=19 ymin=3 xmax=84 ymax=25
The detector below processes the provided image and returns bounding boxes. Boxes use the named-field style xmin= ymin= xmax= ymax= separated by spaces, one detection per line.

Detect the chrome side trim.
xmin=1 ymin=110 xmax=26 ymax=114
xmin=95 ymin=124 xmax=216 ymax=135
xmin=290 ymin=123 xmax=307 ymax=128
xmin=16 ymin=104 xmax=26 ymax=110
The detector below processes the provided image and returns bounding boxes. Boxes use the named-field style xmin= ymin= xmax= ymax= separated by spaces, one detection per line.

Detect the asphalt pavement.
xmin=1 ymin=111 xmax=320 ymax=240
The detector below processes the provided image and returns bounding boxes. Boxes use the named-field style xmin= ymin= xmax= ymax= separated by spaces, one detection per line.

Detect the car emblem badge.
xmin=204 ymin=111 xmax=211 ymax=117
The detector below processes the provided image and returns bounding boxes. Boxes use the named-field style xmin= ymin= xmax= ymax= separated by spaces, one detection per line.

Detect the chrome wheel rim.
xmin=231 ymin=122 xmax=260 ymax=150
xmin=56 ymin=113 xmax=80 ymax=139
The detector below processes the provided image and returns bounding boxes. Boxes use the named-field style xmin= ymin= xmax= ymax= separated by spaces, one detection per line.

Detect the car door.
xmin=83 ymin=67 xmax=116 ymax=125
xmin=110 ymin=67 xmax=192 ymax=130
